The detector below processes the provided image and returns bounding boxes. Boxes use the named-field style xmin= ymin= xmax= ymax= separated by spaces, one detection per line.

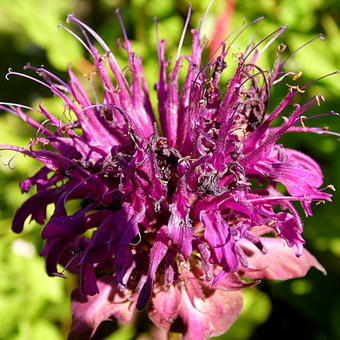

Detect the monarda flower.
xmin=0 ymin=11 xmax=338 ymax=340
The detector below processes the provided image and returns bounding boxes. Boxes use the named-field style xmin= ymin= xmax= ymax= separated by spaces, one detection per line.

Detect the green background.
xmin=0 ymin=0 xmax=339 ymax=339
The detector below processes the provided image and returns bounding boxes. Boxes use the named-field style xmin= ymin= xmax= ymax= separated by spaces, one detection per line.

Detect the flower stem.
xmin=167 ymin=332 xmax=182 ymax=340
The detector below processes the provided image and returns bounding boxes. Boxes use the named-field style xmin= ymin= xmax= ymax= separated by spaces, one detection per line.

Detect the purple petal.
xmin=12 ymin=188 xmax=57 ymax=233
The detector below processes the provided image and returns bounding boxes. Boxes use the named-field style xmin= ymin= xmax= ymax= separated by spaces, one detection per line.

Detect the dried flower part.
xmin=1 ymin=12 xmax=337 ymax=340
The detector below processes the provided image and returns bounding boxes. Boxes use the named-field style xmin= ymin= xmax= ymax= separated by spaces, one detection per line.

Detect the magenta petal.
xmin=200 ymin=210 xmax=238 ymax=272
xmin=285 ymin=148 xmax=324 ymax=187
xmin=68 ymin=276 xmax=136 ymax=340
xmin=167 ymin=183 xmax=193 ymax=259
xmin=149 ymin=280 xmax=243 ymax=340
xmin=241 ymin=237 xmax=326 ymax=280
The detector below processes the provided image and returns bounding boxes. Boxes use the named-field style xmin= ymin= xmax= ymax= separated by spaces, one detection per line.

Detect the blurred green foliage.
xmin=0 ymin=0 xmax=82 ymax=70
xmin=0 ymin=0 xmax=339 ymax=339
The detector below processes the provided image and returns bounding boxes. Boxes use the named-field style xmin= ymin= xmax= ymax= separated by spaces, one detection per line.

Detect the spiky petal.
xmin=1 ymin=13 xmax=336 ymax=340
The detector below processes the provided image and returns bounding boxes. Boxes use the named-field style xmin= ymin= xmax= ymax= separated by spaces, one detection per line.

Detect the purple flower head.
xmin=1 ymin=11 xmax=338 ymax=340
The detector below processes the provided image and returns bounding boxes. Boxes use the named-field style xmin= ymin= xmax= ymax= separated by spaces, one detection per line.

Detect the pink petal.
xmin=148 ymin=285 xmax=181 ymax=331
xmin=68 ymin=276 xmax=136 ymax=340
xmin=149 ymin=279 xmax=243 ymax=340
xmin=240 ymin=237 xmax=326 ymax=280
